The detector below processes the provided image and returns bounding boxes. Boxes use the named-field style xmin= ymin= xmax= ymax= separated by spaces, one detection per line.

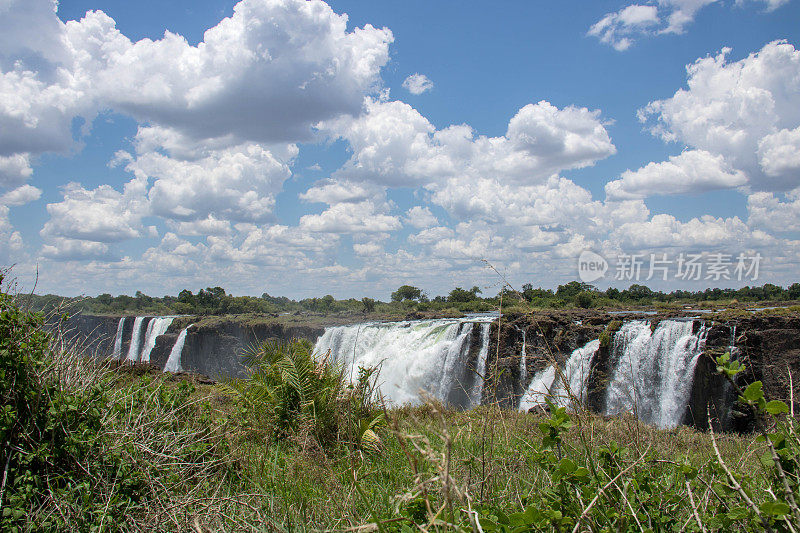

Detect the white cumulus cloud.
xmin=402 ymin=73 xmax=433 ymax=95
xmin=605 ymin=150 xmax=748 ymax=199
xmin=640 ymin=40 xmax=800 ymax=192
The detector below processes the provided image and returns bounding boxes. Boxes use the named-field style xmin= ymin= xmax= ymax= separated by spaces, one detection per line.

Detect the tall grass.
xmin=3 ymin=270 xmax=799 ymax=531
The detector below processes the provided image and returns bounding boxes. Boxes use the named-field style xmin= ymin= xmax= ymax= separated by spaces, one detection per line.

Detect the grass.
xmin=4 ymin=279 xmax=798 ymax=531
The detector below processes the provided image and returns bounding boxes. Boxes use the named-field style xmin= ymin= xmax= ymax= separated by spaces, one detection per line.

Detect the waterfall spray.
xmin=314 ymin=317 xmax=495 ymax=407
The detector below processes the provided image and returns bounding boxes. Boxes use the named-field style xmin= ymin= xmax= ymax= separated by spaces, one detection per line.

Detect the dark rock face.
xmin=446 ymin=322 xmax=487 ymax=407
xmin=155 ymin=319 xmax=325 ymax=379
xmin=684 ymin=324 xmax=737 ymax=431
xmin=61 ymin=314 xmax=325 ymax=379
xmin=735 ymin=316 xmax=800 ymax=415
xmin=482 ymin=311 xmax=607 ymax=408
xmin=60 ymin=314 xmax=124 ymax=358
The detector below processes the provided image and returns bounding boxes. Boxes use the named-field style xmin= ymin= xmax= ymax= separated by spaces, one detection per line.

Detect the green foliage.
xmin=448 ymin=286 xmax=482 ymax=303
xmin=574 ymin=291 xmax=593 ymax=308
xmin=598 ymin=319 xmax=622 ymax=348
xmin=361 ymin=297 xmax=376 ymax=313
xmin=223 ymin=339 xmax=385 ymax=451
xmin=0 ymin=277 xmax=143 ymax=531
xmin=716 ymin=351 xmax=800 ymax=531
xmin=391 ymin=285 xmax=423 ymax=303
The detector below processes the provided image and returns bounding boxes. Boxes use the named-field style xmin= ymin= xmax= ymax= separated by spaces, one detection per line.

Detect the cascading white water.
xmin=313 ymin=317 xmax=494 ymax=407
xmin=125 ymin=316 xmax=146 ymax=362
xmin=518 ymin=339 xmax=599 ymax=412
xmin=603 ymin=320 xmax=708 ymax=429
xmin=140 ymin=316 xmax=176 ymax=362
xmin=164 ymin=325 xmax=192 ymax=373
xmin=111 ymin=317 xmax=125 ymax=360
xmin=468 ymin=323 xmax=492 ymax=406
xmin=519 ymin=329 xmax=527 ymax=384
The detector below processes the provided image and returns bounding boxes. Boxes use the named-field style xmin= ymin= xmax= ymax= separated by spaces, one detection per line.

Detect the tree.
xmin=556 ymin=281 xmax=594 ymax=298
xmin=361 ymin=297 xmax=376 ymax=313
xmin=448 ymin=286 xmax=481 ymax=303
xmin=391 ymin=285 xmax=422 ymax=302
xmin=575 ymin=291 xmax=593 ymax=309
xmin=789 ymin=283 xmax=800 ymax=300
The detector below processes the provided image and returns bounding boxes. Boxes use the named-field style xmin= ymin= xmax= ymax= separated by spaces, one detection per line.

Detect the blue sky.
xmin=1 ymin=0 xmax=799 ymax=299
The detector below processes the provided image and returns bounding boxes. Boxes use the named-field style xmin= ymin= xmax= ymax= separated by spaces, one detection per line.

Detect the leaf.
xmin=760 ymin=501 xmax=790 ymax=517
xmin=741 ymin=381 xmax=764 ymax=404
xmin=558 ymin=458 xmax=577 ymax=474
xmin=765 ymin=400 xmax=789 ymax=415
xmin=726 ymin=507 xmax=748 ymax=520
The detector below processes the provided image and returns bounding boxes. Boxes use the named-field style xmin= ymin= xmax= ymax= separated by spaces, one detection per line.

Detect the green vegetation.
xmin=5 ymin=276 xmax=800 ymax=530
xmin=0 ymin=274 xmax=231 ymax=531
xmin=22 ymin=279 xmax=800 ymax=319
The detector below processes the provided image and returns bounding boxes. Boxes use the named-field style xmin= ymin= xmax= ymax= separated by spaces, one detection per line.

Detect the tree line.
xmin=21 ymin=280 xmax=800 ymax=316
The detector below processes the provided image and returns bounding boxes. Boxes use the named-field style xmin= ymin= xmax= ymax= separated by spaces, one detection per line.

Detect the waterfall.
xmin=164 ymin=325 xmax=192 ymax=373
xmin=468 ymin=323 xmax=492 ymax=406
xmin=519 ymin=329 xmax=527 ymax=384
xmin=111 ymin=317 xmax=125 ymax=360
xmin=604 ymin=320 xmax=708 ymax=429
xmin=140 ymin=316 xmax=176 ymax=362
xmin=125 ymin=316 xmax=146 ymax=362
xmin=519 ymin=339 xmax=599 ymax=412
xmin=313 ymin=317 xmax=495 ymax=407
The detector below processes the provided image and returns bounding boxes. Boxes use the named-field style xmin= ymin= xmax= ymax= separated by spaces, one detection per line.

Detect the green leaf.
xmin=765 ymin=400 xmax=789 ymax=415
xmin=558 ymin=458 xmax=577 ymax=474
xmin=741 ymin=381 xmax=764 ymax=404
xmin=726 ymin=507 xmax=749 ymax=520
xmin=761 ymin=501 xmax=790 ymax=517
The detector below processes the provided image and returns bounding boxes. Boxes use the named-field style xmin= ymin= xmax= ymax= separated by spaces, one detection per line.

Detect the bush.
xmin=223 ymin=339 xmax=385 ymax=451
xmin=0 ymin=275 xmax=144 ymax=531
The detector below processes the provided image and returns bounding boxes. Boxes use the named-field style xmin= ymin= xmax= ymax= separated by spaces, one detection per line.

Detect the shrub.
xmin=0 ymin=275 xmax=145 ymax=531
xmin=223 ymin=339 xmax=384 ymax=451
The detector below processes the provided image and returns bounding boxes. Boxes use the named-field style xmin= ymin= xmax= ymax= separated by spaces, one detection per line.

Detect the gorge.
xmin=67 ymin=309 xmax=800 ymax=431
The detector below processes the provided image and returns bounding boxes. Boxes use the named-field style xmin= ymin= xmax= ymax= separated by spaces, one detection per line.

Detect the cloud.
xmin=589 ymin=1 xmax=791 ymax=50
xmin=408 ymin=226 xmax=454 ymax=245
xmin=609 ymin=213 xmax=765 ymax=249
xmin=40 ymin=178 xmax=148 ymax=243
xmin=0 ymin=205 xmax=24 ymax=263
xmin=66 ymin=0 xmax=392 ymax=145
xmin=404 ymin=206 xmax=438 ymax=229
xmin=402 ymin=73 xmax=433 ymax=95
xmin=41 ymin=238 xmax=114 ymax=261
xmin=605 ymin=149 xmax=748 ymax=199
xmin=119 ymin=127 xmax=296 ymax=223
xmin=325 ymin=98 xmax=615 ymax=188
xmin=300 ymin=178 xmax=383 ymax=204
xmin=0 ymin=0 xmax=393 ymax=165
xmin=0 ymin=154 xmax=33 ymax=191
xmin=299 ymin=200 xmax=401 ymax=233
xmin=587 ymin=4 xmax=660 ymax=51
xmin=640 ymin=40 xmax=800 ymax=192
xmin=166 ymin=216 xmax=232 ymax=237
xmin=747 ymin=189 xmax=800 ymax=232
xmin=757 ymin=126 xmax=800 ymax=180
xmin=0 ymin=184 xmax=42 ymax=206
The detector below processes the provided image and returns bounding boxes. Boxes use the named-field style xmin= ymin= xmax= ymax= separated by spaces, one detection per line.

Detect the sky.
xmin=1 ymin=0 xmax=800 ymax=299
